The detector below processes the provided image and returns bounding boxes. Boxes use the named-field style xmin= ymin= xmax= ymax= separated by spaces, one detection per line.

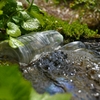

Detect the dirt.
xmin=34 ymin=0 xmax=100 ymax=30
xmin=34 ymin=0 xmax=79 ymax=21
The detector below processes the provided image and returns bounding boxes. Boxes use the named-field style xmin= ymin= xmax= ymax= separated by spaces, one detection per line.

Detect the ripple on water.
xmin=21 ymin=42 xmax=100 ymax=100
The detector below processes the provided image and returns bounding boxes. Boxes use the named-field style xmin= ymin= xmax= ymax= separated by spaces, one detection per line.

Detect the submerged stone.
xmin=21 ymin=41 xmax=100 ymax=100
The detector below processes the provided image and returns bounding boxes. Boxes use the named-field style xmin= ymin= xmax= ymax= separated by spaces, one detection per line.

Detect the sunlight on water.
xmin=21 ymin=41 xmax=100 ymax=100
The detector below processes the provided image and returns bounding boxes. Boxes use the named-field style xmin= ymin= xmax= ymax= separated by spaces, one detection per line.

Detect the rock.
xmin=21 ymin=41 xmax=100 ymax=100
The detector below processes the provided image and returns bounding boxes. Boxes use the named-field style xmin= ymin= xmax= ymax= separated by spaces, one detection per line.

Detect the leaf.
xmin=0 ymin=61 xmax=71 ymax=100
xmin=2 ymin=0 xmax=17 ymax=16
xmin=0 ymin=10 xmax=3 ymax=15
xmin=20 ymin=11 xmax=31 ymax=21
xmin=30 ymin=89 xmax=72 ymax=100
xmin=9 ymin=37 xmax=24 ymax=48
xmin=0 ymin=0 xmax=6 ymax=9
xmin=6 ymin=22 xmax=21 ymax=37
xmin=45 ymin=0 xmax=49 ymax=2
xmin=27 ymin=3 xmax=45 ymax=26
xmin=31 ymin=4 xmax=40 ymax=13
xmin=0 ymin=63 xmax=31 ymax=100
xmin=12 ymin=16 xmax=21 ymax=23
xmin=21 ymin=18 xmax=40 ymax=31
xmin=28 ymin=10 xmax=45 ymax=26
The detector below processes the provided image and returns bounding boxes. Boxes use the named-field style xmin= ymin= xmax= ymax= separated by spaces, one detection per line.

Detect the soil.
xmin=34 ymin=0 xmax=100 ymax=31
xmin=34 ymin=0 xmax=79 ymax=21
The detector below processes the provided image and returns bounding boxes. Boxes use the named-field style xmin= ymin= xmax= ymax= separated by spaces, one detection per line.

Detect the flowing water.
xmin=21 ymin=41 xmax=100 ymax=100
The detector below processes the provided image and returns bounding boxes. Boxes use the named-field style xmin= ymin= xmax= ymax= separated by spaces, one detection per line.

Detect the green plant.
xmin=0 ymin=0 xmax=99 ymax=46
xmin=0 ymin=61 xmax=72 ymax=100
xmin=45 ymin=0 xmax=67 ymax=4
xmin=69 ymin=0 xmax=95 ymax=9
xmin=0 ymin=0 xmax=41 ymax=48
xmin=24 ymin=5 xmax=100 ymax=42
xmin=0 ymin=1 xmax=99 ymax=99
xmin=0 ymin=62 xmax=31 ymax=100
xmin=45 ymin=0 xmax=100 ymax=11
xmin=69 ymin=0 xmax=99 ymax=12
xmin=38 ymin=12 xmax=99 ymax=41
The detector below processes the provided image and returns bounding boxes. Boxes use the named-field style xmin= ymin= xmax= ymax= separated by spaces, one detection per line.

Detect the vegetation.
xmin=0 ymin=0 xmax=100 ymax=99
xmin=0 ymin=0 xmax=72 ymax=99
xmin=46 ymin=0 xmax=100 ymax=10
xmin=0 ymin=0 xmax=99 ymax=47
xmin=68 ymin=0 xmax=100 ymax=11
xmin=39 ymin=13 xmax=99 ymax=42
xmin=0 ymin=61 xmax=31 ymax=100
xmin=0 ymin=61 xmax=71 ymax=100
xmin=0 ymin=0 xmax=42 ymax=47
xmin=45 ymin=0 xmax=67 ymax=4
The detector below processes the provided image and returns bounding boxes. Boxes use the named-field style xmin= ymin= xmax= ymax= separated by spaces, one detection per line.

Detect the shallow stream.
xmin=20 ymin=41 xmax=100 ymax=100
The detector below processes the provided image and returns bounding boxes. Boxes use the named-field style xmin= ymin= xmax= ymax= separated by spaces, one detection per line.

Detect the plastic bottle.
xmin=0 ymin=30 xmax=63 ymax=64
xmin=60 ymin=41 xmax=86 ymax=50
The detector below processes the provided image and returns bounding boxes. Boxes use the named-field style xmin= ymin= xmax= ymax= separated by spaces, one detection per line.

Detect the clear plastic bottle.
xmin=0 ymin=30 xmax=63 ymax=64
xmin=60 ymin=41 xmax=86 ymax=50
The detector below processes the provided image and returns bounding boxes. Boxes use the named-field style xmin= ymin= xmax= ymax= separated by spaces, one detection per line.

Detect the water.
xmin=0 ymin=29 xmax=99 ymax=99
xmin=21 ymin=41 xmax=100 ymax=100
xmin=0 ymin=30 xmax=63 ymax=64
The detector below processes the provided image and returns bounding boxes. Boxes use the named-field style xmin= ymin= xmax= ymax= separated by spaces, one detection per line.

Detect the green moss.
xmin=0 ymin=0 xmax=99 ymax=43
xmin=46 ymin=0 xmax=99 ymax=10
xmin=39 ymin=12 xmax=99 ymax=42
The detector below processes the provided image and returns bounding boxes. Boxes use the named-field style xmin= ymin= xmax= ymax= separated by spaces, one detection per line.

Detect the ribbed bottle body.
xmin=0 ymin=30 xmax=63 ymax=64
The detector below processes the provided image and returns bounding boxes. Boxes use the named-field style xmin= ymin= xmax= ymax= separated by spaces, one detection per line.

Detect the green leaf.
xmin=9 ymin=37 xmax=24 ymax=48
xmin=2 ymin=0 xmax=17 ymax=16
xmin=12 ymin=16 xmax=21 ymax=23
xmin=0 ymin=63 xmax=31 ymax=100
xmin=0 ymin=60 xmax=72 ymax=100
xmin=28 ymin=4 xmax=45 ymax=26
xmin=20 ymin=11 xmax=31 ymax=21
xmin=45 ymin=0 xmax=49 ymax=2
xmin=21 ymin=18 xmax=40 ymax=31
xmin=0 ymin=0 xmax=6 ymax=9
xmin=0 ymin=10 xmax=3 ymax=15
xmin=30 ymin=89 xmax=72 ymax=100
xmin=30 ymin=4 xmax=40 ymax=13
xmin=6 ymin=22 xmax=21 ymax=37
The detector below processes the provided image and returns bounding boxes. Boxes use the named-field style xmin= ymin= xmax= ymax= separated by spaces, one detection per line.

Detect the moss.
xmin=39 ymin=12 xmax=99 ymax=43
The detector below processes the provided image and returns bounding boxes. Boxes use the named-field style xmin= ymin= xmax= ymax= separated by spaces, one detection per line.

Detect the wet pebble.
xmin=21 ymin=42 xmax=100 ymax=100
